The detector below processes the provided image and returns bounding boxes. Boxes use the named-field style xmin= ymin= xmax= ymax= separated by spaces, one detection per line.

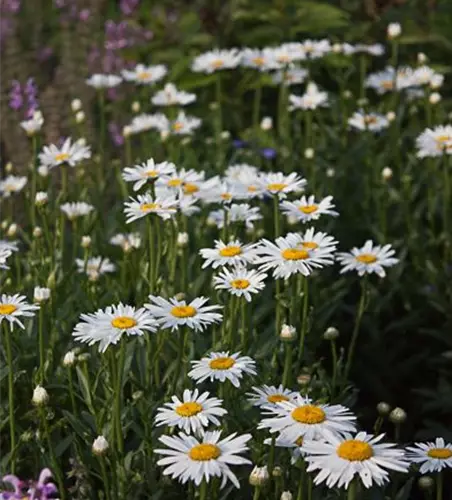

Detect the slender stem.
xmin=31 ymin=135 xmax=37 ymax=227
xmin=282 ymin=342 xmax=293 ymax=387
xmin=3 ymin=322 xmax=16 ymax=473
xmin=147 ymin=217 xmax=155 ymax=294
xmin=41 ymin=408 xmax=66 ymax=499
xmin=347 ymin=478 xmax=357 ymax=500
xmin=99 ymin=457 xmax=112 ymax=500
xmin=253 ymin=81 xmax=262 ymax=131
xmin=199 ymin=480 xmax=208 ymax=500
xmin=171 ymin=329 xmax=187 ymax=395
xmin=344 ymin=278 xmax=368 ymax=384
xmin=297 ymin=278 xmax=309 ymax=365
xmin=267 ymin=435 xmax=276 ymax=477
xmin=359 ymin=55 xmax=367 ymax=100
xmin=240 ymin=299 xmax=247 ymax=350
xmin=98 ymin=89 xmax=106 ymax=188
xmin=436 ymin=470 xmax=443 ymax=500
xmin=115 ymin=340 xmax=125 ymax=455
xmin=296 ymin=466 xmax=304 ymax=500
xmin=215 ymin=74 xmax=223 ymax=169
xmin=252 ymin=487 xmax=261 ymax=500
xmin=273 ymin=195 xmax=280 ymax=238
xmin=67 ymin=368 xmax=78 ymax=415
xmin=275 ymin=279 xmax=281 ymax=337
xmin=330 ymin=339 xmax=338 ymax=398
xmin=38 ymin=306 xmax=45 ymax=383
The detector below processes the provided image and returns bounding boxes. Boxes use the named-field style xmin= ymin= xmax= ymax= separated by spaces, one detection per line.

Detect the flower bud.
xmin=417 ymin=52 xmax=427 ymax=64
xmin=430 ymin=74 xmax=443 ymax=90
xmin=92 ymin=435 xmax=109 ymax=456
xmin=78 ymin=352 xmax=91 ymax=363
xmin=326 ymin=168 xmax=335 ymax=178
xmin=33 ymin=227 xmax=43 ymax=238
xmin=46 ymin=271 xmax=56 ymax=289
xmin=7 ymin=223 xmax=18 ymax=237
xmin=377 ymin=402 xmax=391 ymax=416
xmin=1 ymin=220 xmax=8 ymax=230
xmin=81 ymin=236 xmax=91 ymax=248
xmin=260 ymin=117 xmax=273 ymax=131
xmin=209 ymin=102 xmax=219 ymax=111
xmin=429 ymin=92 xmax=441 ymax=105
xmin=389 ymin=407 xmax=407 ymax=424
xmin=297 ymin=373 xmax=311 ymax=386
xmin=382 ymin=167 xmax=393 ymax=181
xmin=34 ymin=286 xmax=50 ymax=303
xmin=280 ymin=324 xmax=296 ymax=342
xmin=71 ymin=99 xmax=82 ymax=112
xmin=221 ymin=131 xmax=230 ymax=140
xmin=281 ymin=492 xmax=293 ymax=500
xmin=160 ymin=130 xmax=170 ymax=141
xmin=63 ymin=350 xmax=76 ymax=367
xmin=332 ymin=43 xmax=342 ymax=53
xmin=5 ymin=162 xmax=13 ymax=173
xmin=418 ymin=476 xmax=434 ymax=490
xmin=286 ymin=215 xmax=298 ymax=226
xmin=304 ymin=148 xmax=314 ymax=159
xmin=35 ymin=192 xmax=48 ymax=206
xmin=181 ymin=137 xmax=191 ymax=146
xmin=177 ymin=232 xmax=189 ymax=247
xmin=123 ymin=125 xmax=132 ymax=138
xmin=357 ymin=97 xmax=368 ymax=107
xmin=386 ymin=111 xmax=396 ymax=122
xmin=175 ymin=292 xmax=185 ymax=301
xmin=131 ymin=101 xmax=140 ymax=113
xmin=32 ymin=385 xmax=49 ymax=406
xmin=77 ymin=137 xmax=86 ymax=147
xmin=38 ymin=165 xmax=49 ymax=177
xmin=75 ymin=111 xmax=85 ymax=124
xmin=342 ymin=90 xmax=352 ymax=99
xmin=323 ymin=326 xmax=339 ymax=340
xmin=249 ymin=465 xmax=269 ymax=487
xmin=387 ymin=23 xmax=401 ymax=39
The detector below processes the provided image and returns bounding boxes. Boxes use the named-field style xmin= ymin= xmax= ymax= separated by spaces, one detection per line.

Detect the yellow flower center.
xmin=189 ymin=443 xmax=221 ymax=461
xmin=230 ymin=279 xmax=250 ymax=290
xmin=302 ymin=241 xmax=318 ymax=250
xmin=183 ymin=183 xmax=199 ymax=194
xmin=0 ymin=304 xmax=17 ymax=315
xmin=381 ymin=80 xmax=394 ymax=90
xmin=111 ymin=316 xmax=137 ymax=329
xmin=364 ymin=116 xmax=377 ymax=125
xmin=278 ymin=55 xmax=290 ymax=63
xmin=209 ymin=357 xmax=235 ymax=370
xmin=427 ymin=448 xmax=452 ymax=459
xmin=267 ymin=394 xmax=290 ymax=404
xmin=175 ymin=402 xmax=203 ymax=417
xmin=291 ymin=405 xmax=326 ymax=424
xmin=140 ymin=203 xmax=160 ymax=212
xmin=436 ymin=135 xmax=451 ymax=150
xmin=248 ymin=185 xmax=257 ymax=192
xmin=221 ymin=193 xmax=232 ymax=200
xmin=168 ymin=178 xmax=182 ymax=187
xmin=172 ymin=122 xmax=184 ymax=132
xmin=267 ymin=183 xmax=287 ymax=192
xmin=55 ymin=153 xmax=70 ymax=162
xmin=252 ymin=57 xmax=265 ymax=66
xmin=211 ymin=59 xmax=224 ymax=69
xmin=356 ymin=253 xmax=377 ymax=264
xmin=219 ymin=246 xmax=242 ymax=257
xmin=171 ymin=305 xmax=197 ymax=318
xmin=295 ymin=436 xmax=304 ymax=447
xmin=282 ymin=248 xmax=309 ymax=260
xmin=337 ymin=440 xmax=373 ymax=461
xmin=299 ymin=204 xmax=318 ymax=214
xmin=137 ymin=71 xmax=152 ymax=80
xmin=145 ymin=170 xmax=158 ymax=177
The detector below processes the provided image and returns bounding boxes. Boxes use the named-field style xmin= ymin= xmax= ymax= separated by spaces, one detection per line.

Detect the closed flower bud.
xmin=249 ymin=465 xmax=269 ymax=487
xmin=429 ymin=92 xmax=441 ymax=105
xmin=417 ymin=52 xmax=427 ymax=64
xmin=418 ymin=476 xmax=434 ymax=490
xmin=304 ymin=148 xmax=314 ymax=159
xmin=272 ymin=466 xmax=282 ymax=477
xmin=181 ymin=137 xmax=192 ymax=146
xmin=123 ymin=125 xmax=132 ymax=138
xmin=209 ymin=102 xmax=219 ymax=111
xmin=131 ymin=101 xmax=140 ymax=113
xmin=323 ymin=326 xmax=339 ymax=340
xmin=35 ymin=191 xmax=48 ymax=206
xmin=7 ymin=223 xmax=18 ymax=237
xmin=387 ymin=22 xmax=401 ymax=39
xmin=46 ymin=271 xmax=56 ymax=289
xmin=281 ymin=492 xmax=293 ymax=500
xmin=71 ymin=99 xmax=82 ymax=112
xmin=260 ymin=117 xmax=273 ymax=131
xmin=326 ymin=168 xmax=335 ymax=178
xmin=75 ymin=111 xmax=85 ymax=124
xmin=382 ymin=167 xmax=393 ymax=181
xmin=221 ymin=131 xmax=230 ymax=140
xmin=33 ymin=227 xmax=43 ymax=238
xmin=77 ymin=137 xmax=86 ymax=147
xmin=389 ymin=407 xmax=407 ymax=424
xmin=34 ymin=286 xmax=50 ymax=303
xmin=78 ymin=353 xmax=91 ymax=363
xmin=280 ymin=324 xmax=296 ymax=341
xmin=81 ymin=236 xmax=91 ymax=248
xmin=63 ymin=350 xmax=76 ymax=367
xmin=297 ymin=373 xmax=311 ymax=386
xmin=38 ymin=165 xmax=49 ymax=177
xmin=175 ymin=292 xmax=185 ymax=301
xmin=342 ymin=90 xmax=352 ymax=99
xmin=32 ymin=385 xmax=49 ymax=406
xmin=332 ymin=43 xmax=342 ymax=53
xmin=377 ymin=402 xmax=391 ymax=416
xmin=132 ymin=390 xmax=144 ymax=401
xmin=286 ymin=215 xmax=298 ymax=226
xmin=177 ymin=232 xmax=189 ymax=247
xmin=5 ymin=162 xmax=13 ymax=173
xmin=92 ymin=435 xmax=109 ymax=456
xmin=160 ymin=130 xmax=170 ymax=141
xmin=1 ymin=220 xmax=8 ymax=230
xmin=357 ymin=97 xmax=368 ymax=107
xmin=386 ymin=111 xmax=396 ymax=122
xmin=430 ymin=74 xmax=443 ymax=90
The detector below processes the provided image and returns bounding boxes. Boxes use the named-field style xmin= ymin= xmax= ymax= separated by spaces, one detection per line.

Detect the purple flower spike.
xmin=1 ymin=468 xmax=57 ymax=500
xmin=232 ymin=139 xmax=248 ymax=149
xmin=260 ymin=147 xmax=277 ymax=159
xmin=120 ymin=0 xmax=140 ymax=16
xmin=9 ymin=80 xmax=23 ymax=110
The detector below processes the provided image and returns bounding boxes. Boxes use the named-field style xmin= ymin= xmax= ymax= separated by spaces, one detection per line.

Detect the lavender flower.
xmin=9 ymin=81 xmax=22 ymax=110
xmin=260 ymin=147 xmax=277 ymax=159
xmin=1 ymin=468 xmax=58 ymax=499
xmin=108 ymin=122 xmax=124 ymax=146
xmin=120 ymin=0 xmax=140 ymax=16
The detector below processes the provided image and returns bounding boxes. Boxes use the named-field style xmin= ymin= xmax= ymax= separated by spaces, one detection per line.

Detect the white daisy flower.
xmin=124 ymin=193 xmax=178 ymax=223
xmin=72 ymin=303 xmax=157 ymax=353
xmin=199 ymin=239 xmax=258 ymax=269
xmin=195 ymin=178 xmax=239 ymax=204
xmin=155 ymin=430 xmax=252 ymax=488
xmin=258 ymin=394 xmax=356 ymax=442
xmin=39 ymin=138 xmax=91 ymax=168
xmin=227 ymin=167 xmax=264 ymax=200
xmin=167 ymin=111 xmax=201 ymax=136
xmin=0 ymin=175 xmax=27 ymax=198
xmin=155 ymin=388 xmax=227 ymax=434
xmin=416 ymin=125 xmax=452 ymax=158
xmin=240 ymin=48 xmax=279 ymax=71
xmin=336 ymin=240 xmax=398 ymax=278
xmin=151 ymin=83 xmax=196 ymax=106
xmin=264 ymin=433 xmax=306 ymax=464
xmin=20 ymin=110 xmax=44 ymax=136
xmin=75 ymin=256 xmax=115 ymax=281
xmin=86 ymin=74 xmax=122 ymax=89
xmin=158 ymin=168 xmax=205 ymax=193
xmin=122 ymin=159 xmax=176 ymax=191
xmin=109 ymin=233 xmax=141 ymax=252
xmin=60 ymin=202 xmax=94 ymax=220
xmin=188 ymin=351 xmax=256 ymax=387
xmin=406 ymin=437 xmax=452 ymax=473
xmin=0 ymin=240 xmax=19 ymax=253
xmin=300 ymin=39 xmax=331 ymax=59
xmin=225 ymin=163 xmax=259 ymax=181
xmin=255 ymin=231 xmax=337 ymax=279
xmin=247 ymin=385 xmax=298 ymax=409
xmin=121 ymin=64 xmax=167 ymax=85
xmin=268 ymin=45 xmax=304 ymax=66
xmin=213 ymin=266 xmax=267 ymax=302
xmin=348 ymin=111 xmax=389 ymax=132
xmin=178 ymin=195 xmax=201 ymax=217
xmin=365 ymin=66 xmax=415 ymax=94
xmin=0 ymin=294 xmax=39 ymax=330
xmin=192 ymin=49 xmax=241 ymax=73
xmin=303 ymin=431 xmax=409 ymax=489
xmin=350 ymin=44 xmax=385 ymax=56
xmin=289 ymin=82 xmax=328 ymax=111
xmin=280 ymin=195 xmax=338 ymax=223
xmin=271 ymin=68 xmax=308 ymax=86
xmin=0 ymin=247 xmax=12 ymax=269
xmin=258 ymin=172 xmax=307 ymax=199
xmin=127 ymin=113 xmax=164 ymax=135
xmin=412 ymin=66 xmax=442 ymax=87
xmin=145 ymin=296 xmax=222 ymax=332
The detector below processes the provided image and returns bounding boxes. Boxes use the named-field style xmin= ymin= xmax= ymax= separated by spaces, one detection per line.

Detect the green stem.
xmin=330 ymin=340 xmax=338 ymax=398
xmin=38 ymin=306 xmax=45 ymax=383
xmin=215 ymin=74 xmax=223 ymax=169
xmin=253 ymin=82 xmax=262 ymax=131
xmin=240 ymin=299 xmax=247 ymax=350
xmin=252 ymin=487 xmax=261 ymax=500
xmin=98 ymin=90 xmax=106 ymax=188
xmin=99 ymin=457 xmax=112 ymax=500
xmin=297 ymin=278 xmax=309 ymax=365
xmin=171 ymin=329 xmax=187 ymax=395
xmin=3 ymin=322 xmax=16 ymax=473
xmin=296 ymin=466 xmax=304 ymax=500
xmin=343 ymin=278 xmax=368 ymax=383
xmin=41 ymin=409 xmax=66 ymax=499
xmin=67 ymin=368 xmax=78 ymax=416
xmin=436 ymin=470 xmax=443 ymax=500
xmin=115 ymin=340 xmax=125 ymax=455
xmin=147 ymin=217 xmax=155 ymax=294
xmin=199 ymin=480 xmax=208 ymax=500
xmin=282 ymin=342 xmax=293 ymax=387
xmin=347 ymin=478 xmax=357 ymax=500
xmin=359 ymin=55 xmax=367 ymax=100
xmin=31 ymin=135 xmax=37 ymax=227
xmin=268 ymin=435 xmax=276 ymax=478
xmin=273 ymin=195 xmax=280 ymax=238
